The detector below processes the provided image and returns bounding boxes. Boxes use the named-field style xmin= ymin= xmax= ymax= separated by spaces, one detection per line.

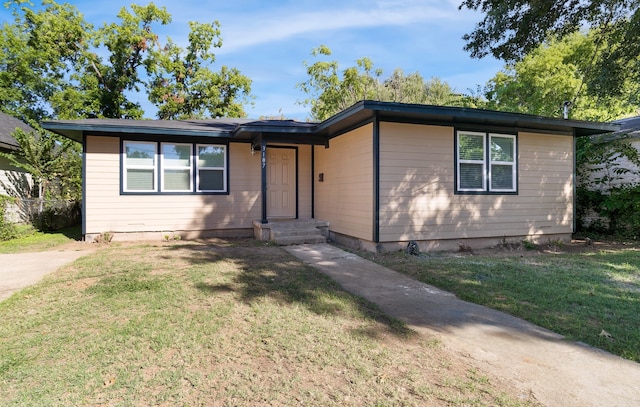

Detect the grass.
xmin=0 ymin=224 xmax=82 ymax=253
xmin=360 ymin=243 xmax=640 ymax=363
xmin=0 ymin=239 xmax=534 ymax=406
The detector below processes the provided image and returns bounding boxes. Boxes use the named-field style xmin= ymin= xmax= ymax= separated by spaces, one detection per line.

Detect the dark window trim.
xmin=454 ymin=129 xmax=519 ymax=196
xmin=120 ymin=137 xmax=230 ymax=196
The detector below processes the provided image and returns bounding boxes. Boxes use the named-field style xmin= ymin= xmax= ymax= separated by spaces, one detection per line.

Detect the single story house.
xmin=0 ymin=112 xmax=35 ymax=222
xmin=577 ymin=115 xmax=639 ymax=231
xmin=0 ymin=111 xmax=34 ymax=192
xmin=581 ymin=115 xmax=640 ymax=191
xmin=42 ymin=101 xmax=617 ymax=252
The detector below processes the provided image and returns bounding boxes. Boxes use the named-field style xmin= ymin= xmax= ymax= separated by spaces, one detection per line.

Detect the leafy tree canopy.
xmin=0 ymin=0 xmax=91 ymax=121
xmin=460 ymin=0 xmax=640 ymax=99
xmin=148 ymin=22 xmax=253 ymax=119
xmin=0 ymin=122 xmax=81 ymax=202
xmin=297 ymin=45 xmax=480 ymax=121
xmin=481 ymin=31 xmax=639 ymax=121
xmin=0 ymin=0 xmax=252 ymax=121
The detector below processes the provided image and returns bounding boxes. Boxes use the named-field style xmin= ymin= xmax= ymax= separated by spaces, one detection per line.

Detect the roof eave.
xmin=0 ymin=141 xmax=19 ymax=151
xmin=41 ymin=121 xmax=231 ymax=142
xmin=315 ymin=100 xmax=620 ymax=138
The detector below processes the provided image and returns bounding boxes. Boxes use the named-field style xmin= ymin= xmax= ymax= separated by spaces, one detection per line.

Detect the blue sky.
xmin=2 ymin=0 xmax=504 ymax=120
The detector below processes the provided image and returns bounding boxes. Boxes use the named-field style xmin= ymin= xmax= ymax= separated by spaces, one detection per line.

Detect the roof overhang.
xmin=40 ymin=119 xmax=250 ymax=143
xmin=41 ymin=100 xmax=619 ymax=144
xmin=0 ymin=141 xmax=19 ymax=151
xmin=315 ymin=100 xmax=620 ymax=138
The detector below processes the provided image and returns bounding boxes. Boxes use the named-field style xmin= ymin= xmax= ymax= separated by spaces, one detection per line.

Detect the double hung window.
xmin=162 ymin=143 xmax=193 ymax=192
xmin=122 ymin=140 xmax=227 ymax=194
xmin=456 ymin=131 xmax=517 ymax=193
xmin=197 ymin=145 xmax=226 ymax=192
xmin=124 ymin=141 xmax=157 ymax=192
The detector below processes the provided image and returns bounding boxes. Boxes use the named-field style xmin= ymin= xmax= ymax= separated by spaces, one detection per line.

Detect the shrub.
xmin=577 ymin=185 xmax=640 ymax=238
xmin=32 ymin=200 xmax=81 ymax=231
xmin=602 ymin=185 xmax=640 ymax=237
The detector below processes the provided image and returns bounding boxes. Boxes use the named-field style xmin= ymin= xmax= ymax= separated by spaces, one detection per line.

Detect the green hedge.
xmin=577 ymin=185 xmax=640 ymax=238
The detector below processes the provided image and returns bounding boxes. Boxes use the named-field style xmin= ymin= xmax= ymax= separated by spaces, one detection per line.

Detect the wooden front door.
xmin=267 ymin=147 xmax=296 ymax=218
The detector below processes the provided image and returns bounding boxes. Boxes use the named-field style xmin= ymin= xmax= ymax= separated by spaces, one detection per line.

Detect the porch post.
xmin=260 ymin=136 xmax=268 ymax=224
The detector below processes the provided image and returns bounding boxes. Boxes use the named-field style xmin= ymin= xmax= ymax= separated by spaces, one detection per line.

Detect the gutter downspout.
xmin=373 ymin=114 xmax=380 ymax=245
xmin=573 ymin=131 xmax=577 ymax=234
xmin=82 ymin=133 xmax=87 ymax=239
xmin=311 ymin=145 xmax=315 ymax=219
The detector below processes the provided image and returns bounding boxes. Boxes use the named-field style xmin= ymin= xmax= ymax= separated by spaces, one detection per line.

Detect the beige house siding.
xmin=378 ymin=123 xmax=574 ymax=245
xmin=314 ymin=124 xmax=374 ymax=241
xmin=84 ymin=136 xmax=263 ymax=239
xmin=297 ymin=145 xmax=313 ymax=219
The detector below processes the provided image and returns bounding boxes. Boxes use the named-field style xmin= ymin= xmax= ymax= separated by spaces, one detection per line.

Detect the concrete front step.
xmin=274 ymin=235 xmax=327 ymax=245
xmin=253 ymin=219 xmax=329 ymax=246
xmin=271 ymin=228 xmax=324 ymax=238
xmin=271 ymin=224 xmax=326 ymax=245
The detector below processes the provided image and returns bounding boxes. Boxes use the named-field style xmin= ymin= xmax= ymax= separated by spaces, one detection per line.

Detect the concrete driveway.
xmin=0 ymin=246 xmax=95 ymax=302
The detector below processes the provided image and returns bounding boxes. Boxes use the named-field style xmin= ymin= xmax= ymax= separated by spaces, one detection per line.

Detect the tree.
xmin=297 ymin=46 xmax=476 ymax=121
xmin=75 ymin=3 xmax=173 ymax=119
xmin=0 ymin=124 xmax=81 ymax=206
xmin=0 ymin=0 xmax=91 ymax=121
xmin=459 ymin=0 xmax=640 ymax=100
xmin=148 ymin=22 xmax=252 ymax=119
xmin=0 ymin=124 xmax=82 ymax=230
xmin=482 ymin=31 xmax=639 ymax=121
xmin=381 ymin=71 xmax=464 ymax=106
xmin=297 ymin=45 xmax=383 ymax=121
xmin=0 ymin=0 xmax=253 ymax=120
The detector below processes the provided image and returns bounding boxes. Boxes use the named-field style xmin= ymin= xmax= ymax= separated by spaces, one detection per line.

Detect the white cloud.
xmin=217 ymin=3 xmax=463 ymax=53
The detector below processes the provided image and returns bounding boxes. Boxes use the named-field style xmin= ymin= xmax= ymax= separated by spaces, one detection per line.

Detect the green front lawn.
xmin=0 ymin=224 xmax=81 ymax=253
xmin=0 ymin=239 xmax=532 ymax=406
xmin=361 ymin=242 xmax=640 ymax=362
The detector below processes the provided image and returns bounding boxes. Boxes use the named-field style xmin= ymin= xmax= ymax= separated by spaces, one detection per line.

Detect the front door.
xmin=267 ymin=147 xmax=296 ymax=218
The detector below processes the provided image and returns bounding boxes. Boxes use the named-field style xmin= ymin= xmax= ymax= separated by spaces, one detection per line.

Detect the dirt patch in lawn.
xmin=461 ymin=237 xmax=640 ymax=258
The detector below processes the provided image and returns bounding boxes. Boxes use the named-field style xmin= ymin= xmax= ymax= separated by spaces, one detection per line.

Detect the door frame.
xmin=266 ymin=145 xmax=298 ymax=220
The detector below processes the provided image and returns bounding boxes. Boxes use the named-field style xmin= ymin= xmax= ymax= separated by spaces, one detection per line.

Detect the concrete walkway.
xmin=0 ymin=248 xmax=94 ymax=302
xmin=285 ymin=243 xmax=640 ymax=407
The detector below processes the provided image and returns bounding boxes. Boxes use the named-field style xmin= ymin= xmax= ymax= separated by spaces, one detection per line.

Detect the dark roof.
xmin=41 ymin=101 xmax=619 ymax=143
xmin=41 ymin=117 xmax=318 ymax=143
xmin=0 ymin=112 xmax=35 ymax=151
xmin=611 ymin=115 xmax=640 ymax=139
xmin=316 ymin=101 xmax=618 ymax=138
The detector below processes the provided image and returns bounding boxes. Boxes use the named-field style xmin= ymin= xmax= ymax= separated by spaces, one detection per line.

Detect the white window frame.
xmin=456 ymin=131 xmax=487 ymax=192
xmin=488 ymin=134 xmax=517 ymax=192
xmin=123 ymin=141 xmax=157 ymax=192
xmin=456 ymin=131 xmax=517 ymax=193
xmin=161 ymin=142 xmax=193 ymax=192
xmin=196 ymin=144 xmax=227 ymax=193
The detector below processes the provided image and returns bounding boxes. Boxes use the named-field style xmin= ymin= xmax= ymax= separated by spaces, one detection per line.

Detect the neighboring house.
xmin=42 ymin=101 xmax=616 ymax=252
xmin=582 ymin=115 xmax=640 ymax=191
xmin=576 ymin=115 xmax=640 ymax=231
xmin=0 ymin=112 xmax=35 ymax=222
